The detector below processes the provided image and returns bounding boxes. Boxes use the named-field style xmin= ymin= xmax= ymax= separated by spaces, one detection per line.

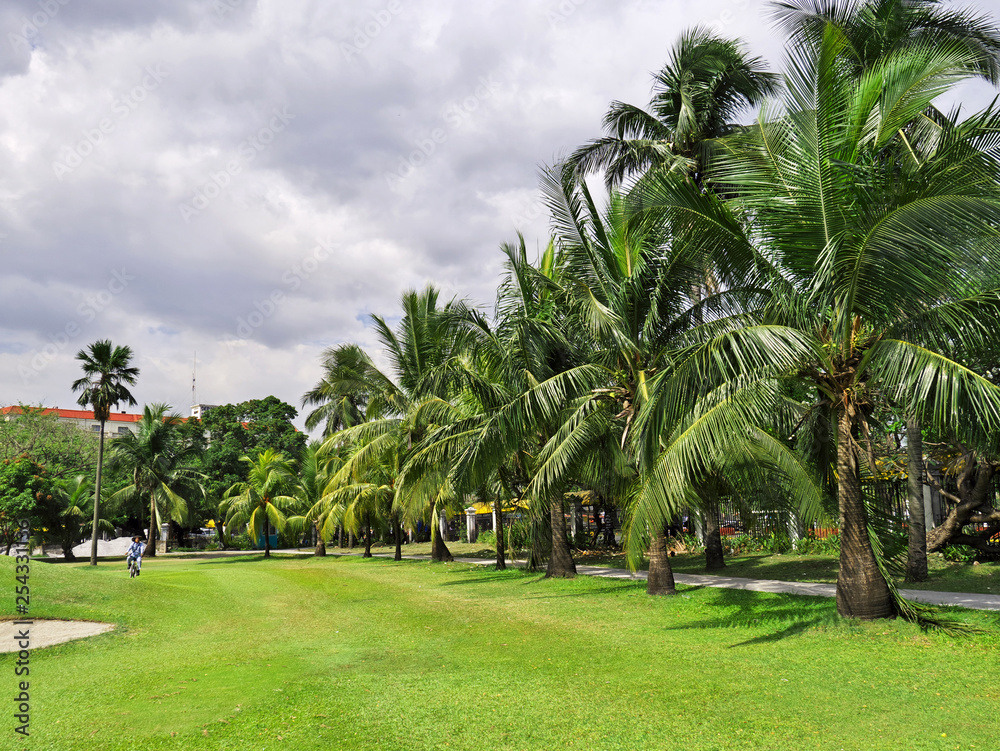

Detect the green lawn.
xmin=3 ymin=553 xmax=999 ymax=750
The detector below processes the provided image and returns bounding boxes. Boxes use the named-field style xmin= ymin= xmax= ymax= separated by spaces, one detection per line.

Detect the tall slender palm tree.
xmin=71 ymin=339 xmax=139 ymax=566
xmin=565 ymin=27 xmax=779 ymax=188
xmin=631 ymin=24 xmax=1000 ymax=620
xmin=219 ymin=449 xmax=299 ymax=559
xmin=106 ymin=404 xmax=201 ymax=557
xmin=302 ymin=344 xmax=379 ymax=436
xmin=294 ymin=441 xmax=340 ymax=556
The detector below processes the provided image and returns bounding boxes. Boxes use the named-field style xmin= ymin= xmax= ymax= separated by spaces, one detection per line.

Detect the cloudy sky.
xmin=2 ymin=0 xmax=998 ymax=434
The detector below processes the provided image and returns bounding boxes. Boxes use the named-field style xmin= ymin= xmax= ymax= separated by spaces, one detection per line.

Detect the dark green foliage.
xmin=0 ymin=456 xmax=51 ymax=553
xmin=198 ymin=396 xmax=306 ymax=514
xmin=0 ymin=406 xmax=100 ymax=479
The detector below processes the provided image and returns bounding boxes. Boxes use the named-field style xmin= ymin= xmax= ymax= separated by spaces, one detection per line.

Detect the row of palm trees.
xmin=300 ymin=0 xmax=1000 ymax=622
xmin=67 ymin=2 xmax=1000 ymax=624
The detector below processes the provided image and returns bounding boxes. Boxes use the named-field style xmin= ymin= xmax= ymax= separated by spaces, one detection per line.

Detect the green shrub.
xmin=477 ymin=529 xmax=497 ymax=547
xmin=942 ymin=544 xmax=978 ymax=563
xmin=793 ymin=532 xmax=840 ymax=555
xmin=232 ymin=531 xmax=253 ymax=551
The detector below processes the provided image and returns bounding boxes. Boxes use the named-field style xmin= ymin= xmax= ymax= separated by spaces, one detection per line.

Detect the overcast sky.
xmin=2 ymin=0 xmax=999 ymax=434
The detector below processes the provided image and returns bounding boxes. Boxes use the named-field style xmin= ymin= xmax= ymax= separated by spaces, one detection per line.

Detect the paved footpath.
xmin=367 ymin=553 xmax=1000 ymax=612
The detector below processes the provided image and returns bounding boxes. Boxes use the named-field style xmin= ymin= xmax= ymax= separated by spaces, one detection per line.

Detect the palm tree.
xmin=71 ymin=339 xmax=139 ymax=566
xmin=219 ymin=449 xmax=299 ymax=559
xmin=771 ymin=0 xmax=1000 ymax=585
xmin=294 ymin=442 xmax=339 ymax=556
xmin=319 ymin=287 xmax=471 ymax=563
xmin=321 ymin=445 xmax=399 ymax=559
xmin=771 ymin=0 xmax=1000 ymax=82
xmin=631 ymin=25 xmax=1000 ymax=620
xmin=31 ymin=476 xmax=113 ymax=560
xmin=106 ymin=404 xmax=201 ymax=557
xmin=565 ymin=27 xmax=779 ymax=188
xmin=302 ymin=344 xmax=377 ymax=436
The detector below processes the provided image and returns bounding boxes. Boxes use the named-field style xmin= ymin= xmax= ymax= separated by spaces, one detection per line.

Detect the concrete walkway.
xmin=367 ymin=553 xmax=1000 ymax=612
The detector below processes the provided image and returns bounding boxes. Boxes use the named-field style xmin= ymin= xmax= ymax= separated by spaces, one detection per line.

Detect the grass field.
xmin=3 ymin=553 xmax=999 ymax=750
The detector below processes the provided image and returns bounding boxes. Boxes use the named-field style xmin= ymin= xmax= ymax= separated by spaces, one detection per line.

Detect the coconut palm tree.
xmin=771 ymin=0 xmax=1000 ymax=82
xmin=106 ymin=404 xmax=201 ymax=557
xmin=71 ymin=339 xmax=139 ymax=566
xmin=302 ymin=344 xmax=381 ymax=436
xmin=294 ymin=441 xmax=340 ymax=556
xmin=631 ymin=25 xmax=1000 ymax=620
xmin=772 ymin=0 xmax=1000 ymax=585
xmin=565 ymin=27 xmax=779 ymax=189
xmin=219 ymin=449 xmax=299 ymax=559
xmin=31 ymin=475 xmax=113 ymax=560
xmin=319 ymin=287 xmax=472 ymax=563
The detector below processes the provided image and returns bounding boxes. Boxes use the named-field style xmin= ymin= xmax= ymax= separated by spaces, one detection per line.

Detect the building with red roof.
xmin=1 ymin=405 xmax=144 ymax=437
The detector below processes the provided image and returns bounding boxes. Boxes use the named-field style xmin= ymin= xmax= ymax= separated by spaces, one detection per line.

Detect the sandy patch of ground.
xmin=0 ymin=619 xmax=114 ymax=651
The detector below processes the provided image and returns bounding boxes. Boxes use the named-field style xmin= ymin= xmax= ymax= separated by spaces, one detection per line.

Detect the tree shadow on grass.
xmin=658 ymin=585 xmax=838 ymax=644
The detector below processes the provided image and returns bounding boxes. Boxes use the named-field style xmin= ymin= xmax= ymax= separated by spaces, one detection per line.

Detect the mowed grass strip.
xmin=2 ymin=554 xmax=999 ymax=750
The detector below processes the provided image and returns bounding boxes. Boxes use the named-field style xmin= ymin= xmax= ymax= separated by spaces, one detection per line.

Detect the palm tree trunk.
xmin=703 ymin=489 xmax=725 ymax=571
xmin=546 ymin=493 xmax=576 ymax=578
xmin=90 ymin=424 xmax=106 ymax=566
xmin=362 ymin=512 xmax=373 ymax=557
xmin=647 ymin=526 xmax=676 ymax=595
xmin=393 ymin=516 xmax=402 ymax=561
xmin=314 ymin=520 xmax=326 ymax=556
xmin=263 ymin=515 xmax=271 ymax=559
xmin=430 ymin=507 xmax=453 ymax=562
xmin=494 ymin=500 xmax=506 ymax=571
xmin=146 ymin=492 xmax=158 ymax=558
xmin=348 ymin=530 xmax=355 ymax=549
xmin=904 ymin=416 xmax=927 ymax=582
xmin=835 ymin=404 xmax=894 ymax=620
xmin=214 ymin=516 xmax=228 ymax=549
xmin=338 ymin=526 xmax=343 ymax=549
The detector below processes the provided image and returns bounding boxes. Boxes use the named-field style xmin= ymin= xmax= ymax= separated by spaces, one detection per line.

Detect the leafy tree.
xmin=773 ymin=0 xmax=1000 ymax=586
xmin=199 ymin=396 xmax=306 ymax=544
xmin=106 ymin=404 xmax=202 ymax=557
xmin=293 ymin=441 xmax=342 ymax=556
xmin=0 ymin=405 xmax=100 ymax=479
xmin=71 ymin=340 xmax=139 ymax=566
xmin=0 ymin=457 xmax=51 ymax=555
xmin=219 ymin=449 xmax=300 ymax=558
